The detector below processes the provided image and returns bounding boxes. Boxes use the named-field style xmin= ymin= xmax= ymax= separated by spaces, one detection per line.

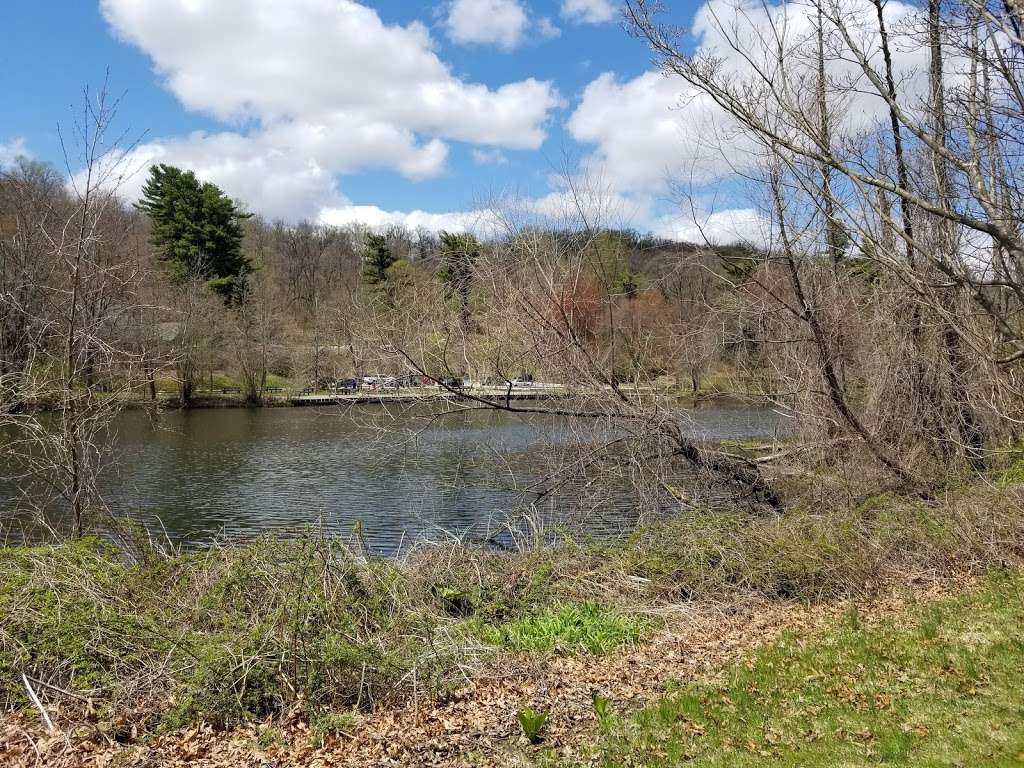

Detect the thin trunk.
xmin=876 ymin=0 xmax=916 ymax=263
xmin=816 ymin=4 xmax=842 ymax=266
xmin=931 ymin=0 xmax=985 ymax=464
xmin=65 ymin=137 xmax=94 ymax=538
xmin=771 ymin=162 xmax=922 ymax=488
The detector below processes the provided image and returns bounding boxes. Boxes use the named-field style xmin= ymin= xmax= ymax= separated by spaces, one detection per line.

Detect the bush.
xmin=600 ymin=486 xmax=1024 ymax=602
xmin=0 ymin=535 xmax=470 ymax=731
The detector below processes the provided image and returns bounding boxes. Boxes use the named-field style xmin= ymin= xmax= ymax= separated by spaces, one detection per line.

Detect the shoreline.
xmin=140 ymin=387 xmax=776 ymax=411
xmin=0 ymin=541 xmax=1019 ymax=767
xmin=4 ymin=501 xmax=1019 ymax=765
xmin=0 ymin=468 xmax=1021 ymax=766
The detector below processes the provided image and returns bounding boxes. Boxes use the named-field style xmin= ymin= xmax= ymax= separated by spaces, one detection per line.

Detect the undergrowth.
xmin=0 ymin=473 xmax=1021 ymax=738
xmin=599 ymin=483 xmax=1024 ymax=602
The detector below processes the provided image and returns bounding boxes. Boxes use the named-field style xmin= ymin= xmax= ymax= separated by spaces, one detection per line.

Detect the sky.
xmin=0 ymin=0 xmax=786 ymax=241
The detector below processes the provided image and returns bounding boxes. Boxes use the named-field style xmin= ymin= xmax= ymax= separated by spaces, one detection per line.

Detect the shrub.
xmin=0 ymin=534 xmax=472 ymax=731
xmin=601 ymin=487 xmax=1024 ymax=602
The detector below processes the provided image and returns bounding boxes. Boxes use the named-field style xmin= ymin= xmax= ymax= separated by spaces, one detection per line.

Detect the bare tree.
xmin=625 ymin=0 xmax=1024 ymax=481
xmin=231 ymin=270 xmax=280 ymax=403
xmin=165 ymin=270 xmax=223 ymax=406
xmin=0 ymin=80 xmax=149 ymax=538
xmin=352 ymin=183 xmax=787 ymax=520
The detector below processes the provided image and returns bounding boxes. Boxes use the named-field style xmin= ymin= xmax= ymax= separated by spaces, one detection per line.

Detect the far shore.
xmin=137 ymin=385 xmax=773 ymax=410
xmin=9 ymin=384 xmax=773 ymax=413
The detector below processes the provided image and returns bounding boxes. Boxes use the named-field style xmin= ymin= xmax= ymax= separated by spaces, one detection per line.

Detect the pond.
xmin=0 ymin=402 xmax=787 ymax=555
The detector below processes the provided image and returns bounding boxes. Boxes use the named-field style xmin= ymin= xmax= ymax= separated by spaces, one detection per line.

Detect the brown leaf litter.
xmin=0 ymin=572 xmax=971 ymax=768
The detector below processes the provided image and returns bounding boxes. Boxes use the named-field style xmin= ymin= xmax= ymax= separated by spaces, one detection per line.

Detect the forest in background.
xmin=0 ymin=154 xmax=754 ymax=405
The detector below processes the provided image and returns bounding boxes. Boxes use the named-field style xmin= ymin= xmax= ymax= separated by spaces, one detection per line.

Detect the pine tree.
xmin=360 ymin=232 xmax=398 ymax=306
xmin=360 ymin=233 xmax=395 ymax=286
xmin=136 ymin=164 xmax=252 ymax=301
xmin=438 ymin=231 xmax=479 ymax=326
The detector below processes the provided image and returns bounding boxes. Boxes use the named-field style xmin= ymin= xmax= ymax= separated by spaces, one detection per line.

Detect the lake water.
xmin=0 ymin=402 xmax=786 ymax=554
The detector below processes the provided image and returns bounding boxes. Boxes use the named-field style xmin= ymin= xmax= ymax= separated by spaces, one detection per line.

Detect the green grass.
xmin=0 ymin=537 xmax=637 ymax=734
xmin=997 ymin=442 xmax=1024 ymax=486
xmin=564 ymin=570 xmax=1024 ymax=767
xmin=468 ymin=601 xmax=648 ymax=655
xmin=264 ymin=373 xmax=292 ymax=389
xmin=1 ymin=479 xmax=1020 ymax=740
xmin=154 ymin=376 xmax=179 ymax=394
xmin=153 ymin=371 xmax=294 ymax=396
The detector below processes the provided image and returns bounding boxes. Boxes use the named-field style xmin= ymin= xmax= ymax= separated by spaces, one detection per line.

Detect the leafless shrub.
xmin=624 ymin=0 xmax=1024 ymax=487
xmin=0 ymin=80 xmax=155 ymax=539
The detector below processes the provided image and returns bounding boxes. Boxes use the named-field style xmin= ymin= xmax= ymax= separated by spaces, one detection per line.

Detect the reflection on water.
xmin=1 ymin=402 xmax=786 ymax=554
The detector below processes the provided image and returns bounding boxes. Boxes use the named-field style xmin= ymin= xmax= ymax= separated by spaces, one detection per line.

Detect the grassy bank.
xmin=0 ymin=472 xmax=1022 ymax=756
xmin=558 ymin=568 xmax=1024 ymax=767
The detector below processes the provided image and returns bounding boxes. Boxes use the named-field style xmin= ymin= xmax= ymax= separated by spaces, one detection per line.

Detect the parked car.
xmin=334 ymin=378 xmax=359 ymax=391
xmin=439 ymin=376 xmax=464 ymax=391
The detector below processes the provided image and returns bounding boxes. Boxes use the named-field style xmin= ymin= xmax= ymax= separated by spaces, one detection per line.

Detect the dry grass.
xmin=0 ymin=471 xmax=1021 ymax=748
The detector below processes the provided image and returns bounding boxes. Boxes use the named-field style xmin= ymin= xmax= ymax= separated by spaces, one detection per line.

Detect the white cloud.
xmin=108 ymin=133 xmax=348 ymax=222
xmin=0 ymin=138 xmax=30 ymax=167
xmin=444 ymin=0 xmax=530 ymax=50
xmin=96 ymin=117 xmax=457 ymax=221
xmin=444 ymin=0 xmax=561 ymax=49
xmin=97 ymin=0 xmax=560 ymax=219
xmin=561 ymin=0 xmax=617 ymax=24
xmin=317 ymin=194 xmax=761 ymax=245
xmin=319 ymin=188 xmax=637 ymax=239
xmin=568 ymin=0 xmax=931 ymax=200
xmin=523 ymin=185 xmax=647 ymax=228
xmin=569 ymin=71 xmax=749 ymax=195
xmin=102 ymin=0 xmax=557 ymax=147
xmin=537 ymin=17 xmax=562 ymax=38
xmin=690 ymin=0 xmax=930 ymax=135
xmin=471 ymin=148 xmax=509 ymax=166
xmin=320 ymin=204 xmax=501 ymax=236
xmin=653 ymin=207 xmax=769 ymax=245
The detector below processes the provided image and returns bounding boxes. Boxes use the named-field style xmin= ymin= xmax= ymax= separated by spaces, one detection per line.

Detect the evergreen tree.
xmin=438 ymin=231 xmax=480 ymax=325
xmin=360 ymin=233 xmax=397 ymax=302
xmin=136 ymin=164 xmax=252 ymax=301
xmin=586 ymin=231 xmax=641 ymax=296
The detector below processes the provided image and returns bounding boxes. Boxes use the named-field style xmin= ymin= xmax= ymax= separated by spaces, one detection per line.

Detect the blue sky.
xmin=1 ymin=0 xmax=766 ymax=241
